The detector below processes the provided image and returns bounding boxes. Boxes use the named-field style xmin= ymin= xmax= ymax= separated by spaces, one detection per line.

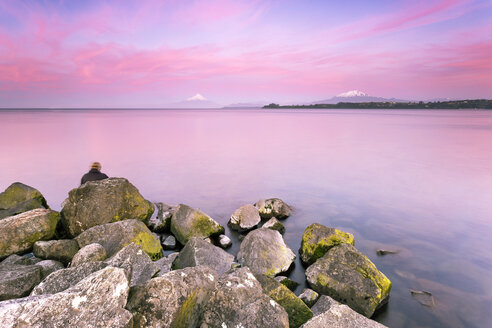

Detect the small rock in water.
xmin=254 ymin=198 xmax=292 ymax=219
xmin=218 ymin=234 xmax=232 ymax=249
xmin=228 ymin=204 xmax=261 ymax=232
xmin=376 ymin=249 xmax=399 ymax=256
xmin=262 ymin=217 xmax=285 ymax=234
xmin=274 ymin=276 xmax=299 ymax=291
xmin=410 ymin=289 xmax=435 ymax=307
xmin=162 ymin=235 xmax=177 ymax=250
xmin=299 ymin=288 xmax=320 ymax=308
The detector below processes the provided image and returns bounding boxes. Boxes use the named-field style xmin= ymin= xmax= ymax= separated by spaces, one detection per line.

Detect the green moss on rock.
xmin=0 ymin=182 xmax=48 ymax=211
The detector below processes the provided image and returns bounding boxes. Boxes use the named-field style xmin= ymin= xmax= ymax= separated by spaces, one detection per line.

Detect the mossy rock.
xmin=0 ymin=183 xmax=48 ymax=211
xmin=299 ymin=223 xmax=354 ymax=265
xmin=0 ymin=198 xmax=46 ymax=220
xmin=254 ymin=198 xmax=291 ymax=219
xmin=170 ymin=204 xmax=225 ymax=245
xmin=305 ymin=243 xmax=392 ymax=318
xmin=255 ymin=274 xmax=313 ymax=328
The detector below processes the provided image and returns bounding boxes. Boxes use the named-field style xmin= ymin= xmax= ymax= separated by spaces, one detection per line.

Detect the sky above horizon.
xmin=0 ymin=0 xmax=491 ymax=107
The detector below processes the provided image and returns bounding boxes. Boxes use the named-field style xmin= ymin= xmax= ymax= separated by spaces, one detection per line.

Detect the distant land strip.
xmin=263 ymin=100 xmax=492 ymax=109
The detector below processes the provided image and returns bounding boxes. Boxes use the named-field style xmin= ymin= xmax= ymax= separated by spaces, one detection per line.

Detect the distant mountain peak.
xmin=186 ymin=93 xmax=208 ymax=101
xmin=336 ymin=90 xmax=369 ymax=97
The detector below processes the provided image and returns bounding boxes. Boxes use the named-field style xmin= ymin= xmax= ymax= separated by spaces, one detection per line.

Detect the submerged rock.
xmin=376 ymin=249 xmax=399 ymax=256
xmin=0 ymin=267 xmax=132 ymax=328
xmin=218 ymin=234 xmax=232 ymax=249
xmin=229 ymin=204 xmax=261 ymax=232
xmin=0 ymin=265 xmax=41 ymax=301
xmin=299 ymin=223 xmax=355 ymax=265
xmin=170 ymin=204 xmax=224 ymax=245
xmin=299 ymin=288 xmax=320 ymax=308
xmin=172 ymin=237 xmax=235 ymax=276
xmin=0 ymin=209 xmax=60 ymax=259
xmin=71 ymin=243 xmax=107 ymax=267
xmin=237 ymin=228 xmax=296 ymax=277
xmin=410 ymin=289 xmax=435 ymax=307
xmin=75 ymin=219 xmax=163 ymax=260
xmin=0 ymin=182 xmax=48 ymax=211
xmin=61 ymin=178 xmax=154 ymax=237
xmin=126 ymin=266 xmax=218 ymax=327
xmin=33 ymin=239 xmax=79 ymax=265
xmin=154 ymin=252 xmax=179 ymax=276
xmin=255 ymin=274 xmax=313 ymax=328
xmin=263 ymin=217 xmax=286 ymax=234
xmin=305 ymin=243 xmax=391 ymax=318
xmin=255 ymin=198 xmax=291 ymax=219
xmin=201 ymin=267 xmax=290 ymax=328
xmin=147 ymin=202 xmax=175 ymax=233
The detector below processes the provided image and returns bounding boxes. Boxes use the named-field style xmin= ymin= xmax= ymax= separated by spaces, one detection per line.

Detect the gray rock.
xmin=311 ymin=295 xmax=338 ymax=315
xmin=0 ymin=209 xmax=60 ymax=259
xmin=263 ymin=217 xmax=286 ymax=234
xmin=170 ymin=204 xmax=225 ymax=245
xmin=410 ymin=289 xmax=435 ymax=307
xmin=172 ymin=237 xmax=235 ymax=276
xmin=237 ymin=228 xmax=296 ymax=277
xmin=126 ymin=266 xmax=218 ymax=327
xmin=255 ymin=198 xmax=291 ymax=219
xmin=228 ymin=204 xmax=261 ymax=231
xmin=33 ymin=239 xmax=79 ymax=264
xmin=31 ymin=261 xmax=107 ymax=296
xmin=35 ymin=260 xmax=64 ymax=279
xmin=104 ymin=243 xmax=159 ymax=287
xmin=0 ymin=198 xmax=46 ymax=220
xmin=75 ymin=219 xmax=163 ymax=260
xmin=154 ymin=252 xmax=179 ymax=276
xmin=299 ymin=289 xmax=320 ymax=308
xmin=60 ymin=177 xmax=154 ymax=237
xmin=0 ymin=267 xmax=132 ymax=328
xmin=301 ymin=299 xmax=388 ymax=328
xmin=305 ymin=243 xmax=392 ymax=317
xmin=161 ymin=235 xmax=176 ymax=250
xmin=147 ymin=202 xmax=175 ymax=233
xmin=0 ymin=254 xmax=33 ymax=267
xmin=274 ymin=275 xmax=299 ymax=291
xmin=218 ymin=234 xmax=232 ymax=249
xmin=0 ymin=182 xmax=48 ymax=211
xmin=201 ymin=267 xmax=289 ymax=328
xmin=71 ymin=243 xmax=107 ymax=267
xmin=0 ymin=265 xmax=41 ymax=301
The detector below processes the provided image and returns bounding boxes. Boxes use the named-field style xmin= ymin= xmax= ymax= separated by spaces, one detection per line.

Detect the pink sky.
xmin=0 ymin=0 xmax=491 ymax=107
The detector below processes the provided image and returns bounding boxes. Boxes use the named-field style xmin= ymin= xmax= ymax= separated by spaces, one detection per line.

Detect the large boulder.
xmin=33 ymin=239 xmax=79 ymax=264
xmin=147 ymin=202 xmax=175 ymax=233
xmin=237 ymin=228 xmax=296 ymax=277
xmin=172 ymin=237 xmax=235 ymax=276
xmin=0 ymin=198 xmax=46 ymax=220
xmin=301 ymin=295 xmax=388 ymax=328
xmin=71 ymin=243 xmax=107 ymax=267
xmin=228 ymin=204 xmax=261 ymax=231
xmin=255 ymin=274 xmax=313 ymax=328
xmin=299 ymin=223 xmax=355 ymax=265
xmin=0 ymin=265 xmax=41 ymax=301
xmin=170 ymin=204 xmax=225 ymax=245
xmin=126 ymin=265 xmax=218 ymax=327
xmin=305 ymin=243 xmax=391 ymax=318
xmin=75 ymin=219 xmax=162 ymax=260
xmin=0 ymin=209 xmax=60 ymax=259
xmin=201 ymin=267 xmax=290 ymax=328
xmin=0 ymin=267 xmax=132 ymax=328
xmin=255 ymin=198 xmax=291 ymax=219
xmin=104 ymin=243 xmax=159 ymax=287
xmin=0 ymin=183 xmax=48 ymax=211
xmin=60 ymin=178 xmax=154 ymax=237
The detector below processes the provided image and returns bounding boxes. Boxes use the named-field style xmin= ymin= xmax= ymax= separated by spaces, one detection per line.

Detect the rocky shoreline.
xmin=0 ymin=178 xmax=391 ymax=327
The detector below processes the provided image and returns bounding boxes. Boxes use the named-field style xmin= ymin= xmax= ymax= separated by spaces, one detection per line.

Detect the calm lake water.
xmin=1 ymin=108 xmax=491 ymax=327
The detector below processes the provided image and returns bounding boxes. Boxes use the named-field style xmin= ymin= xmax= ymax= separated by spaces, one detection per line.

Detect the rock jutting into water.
xmin=255 ymin=198 xmax=292 ymax=219
xmin=228 ymin=204 xmax=261 ymax=232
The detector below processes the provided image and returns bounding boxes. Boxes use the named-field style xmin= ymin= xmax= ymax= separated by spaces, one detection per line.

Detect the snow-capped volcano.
xmin=336 ymin=90 xmax=369 ymax=98
xmin=186 ymin=93 xmax=208 ymax=101
xmin=165 ymin=94 xmax=221 ymax=108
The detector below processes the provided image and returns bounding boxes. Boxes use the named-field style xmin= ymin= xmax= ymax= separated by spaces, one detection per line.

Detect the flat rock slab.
xmin=61 ymin=177 xmax=154 ymax=237
xmin=0 ymin=265 xmax=41 ymax=301
xmin=306 ymin=243 xmax=391 ymax=318
xmin=255 ymin=198 xmax=291 ymax=219
xmin=170 ymin=204 xmax=224 ymax=245
xmin=229 ymin=204 xmax=261 ymax=231
xmin=0 ymin=209 xmax=60 ymax=259
xmin=75 ymin=219 xmax=162 ymax=260
xmin=238 ymin=228 xmax=296 ymax=277
xmin=33 ymin=239 xmax=79 ymax=264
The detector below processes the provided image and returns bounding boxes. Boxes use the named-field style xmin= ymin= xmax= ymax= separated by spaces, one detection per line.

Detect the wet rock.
xmin=71 ymin=243 xmax=107 ymax=267
xmin=263 ymin=217 xmax=285 ymax=234
xmin=299 ymin=289 xmax=319 ymax=308
xmin=0 ymin=265 xmax=41 ymax=301
xmin=255 ymin=274 xmax=313 ymax=328
xmin=305 ymin=243 xmax=392 ymax=318
xmin=274 ymin=275 xmax=299 ymax=291
xmin=0 ymin=198 xmax=46 ymax=220
xmin=0 ymin=267 xmax=132 ymax=328
xmin=376 ymin=249 xmax=399 ymax=256
xmin=35 ymin=260 xmax=64 ymax=279
xmin=410 ymin=289 xmax=435 ymax=307
xmin=229 ymin=204 xmax=261 ymax=231
xmin=126 ymin=266 xmax=218 ymax=327
xmin=104 ymin=243 xmax=159 ymax=287
xmin=237 ymin=228 xmax=296 ymax=277
xmin=172 ymin=237 xmax=235 ymax=276
xmin=147 ymin=202 xmax=175 ymax=233
xmin=170 ymin=204 xmax=225 ymax=245
xmin=60 ymin=177 xmax=154 ymax=237
xmin=75 ymin=219 xmax=162 ymax=260
xmin=310 ymin=295 xmax=338 ymax=315
xmin=255 ymin=198 xmax=291 ymax=219
xmin=0 ymin=182 xmax=48 ymax=211
xmin=161 ymin=235 xmax=176 ymax=250
xmin=33 ymin=239 xmax=79 ymax=264
xmin=218 ymin=234 xmax=232 ymax=249
xmin=299 ymin=223 xmax=355 ymax=265
xmin=0 ymin=209 xmax=60 ymax=259
xmin=31 ymin=261 xmax=107 ymax=295
xmin=201 ymin=267 xmax=289 ymax=327
xmin=154 ymin=252 xmax=179 ymax=276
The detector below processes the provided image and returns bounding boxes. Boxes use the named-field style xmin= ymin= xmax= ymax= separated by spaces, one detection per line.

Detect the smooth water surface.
xmin=1 ymin=109 xmax=491 ymax=327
